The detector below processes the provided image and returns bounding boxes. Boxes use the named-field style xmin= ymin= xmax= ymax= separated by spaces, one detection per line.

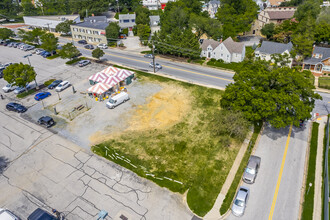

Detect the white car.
xmin=0 ymin=208 xmax=19 ymax=220
xmin=97 ymin=43 xmax=108 ymax=49
xmin=19 ymin=44 xmax=26 ymax=50
xmin=2 ymin=84 xmax=17 ymax=93
xmin=55 ymin=81 xmax=71 ymax=92
xmin=35 ymin=48 xmax=45 ymax=55
xmin=149 ymin=62 xmax=162 ymax=69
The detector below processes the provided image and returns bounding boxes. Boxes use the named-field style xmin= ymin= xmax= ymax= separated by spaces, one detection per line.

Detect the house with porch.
xmin=255 ymin=41 xmax=293 ymax=66
xmin=303 ymin=46 xmax=330 ymax=76
xmin=200 ymin=37 xmax=245 ymax=63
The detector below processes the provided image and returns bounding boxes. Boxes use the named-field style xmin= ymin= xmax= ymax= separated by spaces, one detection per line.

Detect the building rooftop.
xmin=223 ymin=37 xmax=245 ymax=54
xmin=200 ymin=39 xmax=221 ymax=50
xmin=256 ymin=41 xmax=293 ymax=54
xmin=150 ymin=15 xmax=160 ymax=26
xmin=267 ymin=10 xmax=295 ymax=20
xmin=119 ymin=13 xmax=136 ymax=20
xmin=84 ymin=16 xmax=107 ymax=23
xmin=304 ymin=46 xmax=330 ymax=65
xmin=72 ymin=20 xmax=109 ymax=30
xmin=23 ymin=14 xmax=80 ymax=21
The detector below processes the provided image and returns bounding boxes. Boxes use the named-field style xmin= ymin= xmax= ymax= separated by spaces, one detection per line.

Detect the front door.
xmin=208 ymin=52 xmax=211 ymax=58
xmin=316 ymin=64 xmax=323 ymax=72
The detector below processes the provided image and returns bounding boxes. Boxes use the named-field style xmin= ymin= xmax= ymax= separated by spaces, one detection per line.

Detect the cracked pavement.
xmin=0 ymin=103 xmax=194 ymax=220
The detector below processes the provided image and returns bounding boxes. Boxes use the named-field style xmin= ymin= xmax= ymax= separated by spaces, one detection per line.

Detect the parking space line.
xmin=268 ymin=124 xmax=293 ymax=220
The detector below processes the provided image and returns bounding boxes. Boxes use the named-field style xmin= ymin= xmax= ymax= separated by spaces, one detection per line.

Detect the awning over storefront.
xmin=87 ymin=83 xmax=112 ymax=94
xmin=100 ymin=66 xmax=122 ymax=76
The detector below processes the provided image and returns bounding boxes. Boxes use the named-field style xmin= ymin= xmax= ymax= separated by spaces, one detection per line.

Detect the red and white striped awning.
xmin=101 ymin=75 xmax=122 ymax=86
xmin=116 ymin=69 xmax=134 ymax=80
xmin=101 ymin=66 xmax=122 ymax=76
xmin=87 ymin=83 xmax=112 ymax=94
xmin=89 ymin=72 xmax=109 ymax=82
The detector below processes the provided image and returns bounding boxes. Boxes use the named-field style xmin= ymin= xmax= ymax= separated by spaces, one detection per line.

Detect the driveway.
xmin=226 ymin=123 xmax=310 ymax=220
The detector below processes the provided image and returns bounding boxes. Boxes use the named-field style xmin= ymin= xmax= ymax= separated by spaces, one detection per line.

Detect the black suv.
xmin=37 ymin=116 xmax=55 ymax=128
xmin=78 ymin=40 xmax=87 ymax=44
xmin=6 ymin=102 xmax=27 ymax=113
xmin=28 ymin=208 xmax=57 ymax=220
xmin=48 ymin=79 xmax=63 ymax=89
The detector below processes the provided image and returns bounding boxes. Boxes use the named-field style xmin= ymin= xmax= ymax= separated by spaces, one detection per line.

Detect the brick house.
xmin=303 ymin=46 xmax=330 ymax=76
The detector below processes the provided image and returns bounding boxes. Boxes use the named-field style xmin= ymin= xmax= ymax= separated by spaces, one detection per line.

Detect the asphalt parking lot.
xmin=0 ymin=45 xmax=194 ymax=219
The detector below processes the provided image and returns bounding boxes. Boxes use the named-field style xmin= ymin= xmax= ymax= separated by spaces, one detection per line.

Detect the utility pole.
xmin=152 ymin=41 xmax=155 ymax=73
xmin=23 ymin=54 xmax=39 ymax=90
xmin=116 ymin=0 xmax=120 ymax=14
xmin=86 ymin=9 xmax=88 ymax=18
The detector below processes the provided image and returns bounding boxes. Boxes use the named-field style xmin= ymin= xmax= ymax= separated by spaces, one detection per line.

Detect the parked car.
xmin=48 ymin=80 xmax=63 ymax=89
xmin=7 ymin=42 xmax=14 ymax=47
xmin=0 ymin=208 xmax=19 ymax=220
xmin=28 ymin=208 xmax=57 ymax=220
xmin=84 ymin=44 xmax=94 ymax=50
xmin=19 ymin=43 xmax=27 ymax=50
xmin=55 ymin=81 xmax=70 ymax=92
xmin=3 ymin=41 xmax=10 ymax=46
xmin=106 ymin=92 xmax=130 ymax=109
xmin=243 ymin=155 xmax=261 ymax=184
xmin=77 ymin=40 xmax=87 ymax=44
xmin=78 ymin=60 xmax=91 ymax=67
xmin=14 ymin=84 xmax=36 ymax=94
xmin=232 ymin=186 xmax=249 ymax=217
xmin=149 ymin=62 xmax=162 ymax=69
xmin=0 ymin=67 xmax=4 ymax=78
xmin=2 ymin=84 xmax=17 ymax=93
xmin=34 ymin=92 xmax=51 ymax=101
xmin=42 ymin=52 xmax=51 ymax=58
xmin=1 ymin=62 xmax=13 ymax=68
xmin=119 ymin=34 xmax=127 ymax=39
xmin=144 ymin=54 xmax=154 ymax=59
xmin=23 ymin=45 xmax=35 ymax=51
xmin=97 ymin=43 xmax=108 ymax=49
xmin=37 ymin=116 xmax=55 ymax=128
xmin=12 ymin=42 xmax=20 ymax=48
xmin=36 ymin=48 xmax=45 ymax=55
xmin=6 ymin=102 xmax=27 ymax=113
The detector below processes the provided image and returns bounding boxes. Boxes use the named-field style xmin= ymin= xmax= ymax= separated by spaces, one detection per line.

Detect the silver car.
xmin=55 ymin=81 xmax=71 ymax=92
xmin=243 ymin=155 xmax=261 ymax=184
xmin=149 ymin=62 xmax=162 ymax=69
xmin=232 ymin=186 xmax=249 ymax=217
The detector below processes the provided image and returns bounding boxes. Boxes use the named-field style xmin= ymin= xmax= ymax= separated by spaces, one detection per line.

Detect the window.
xmin=131 ymin=19 xmax=135 ymax=22
xmin=315 ymin=54 xmax=319 ymax=58
xmin=221 ymin=53 xmax=223 ymax=57
xmin=123 ymin=19 xmax=129 ymax=23
xmin=82 ymin=29 xmax=85 ymax=33
xmin=220 ymin=46 xmax=223 ymax=50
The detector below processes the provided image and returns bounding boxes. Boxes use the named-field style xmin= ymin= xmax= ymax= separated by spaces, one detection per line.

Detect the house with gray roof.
xmin=200 ymin=37 xmax=245 ymax=63
xmin=303 ymin=46 xmax=330 ymax=76
xmin=70 ymin=16 xmax=109 ymax=44
xmin=119 ymin=13 xmax=136 ymax=33
xmin=255 ymin=41 xmax=293 ymax=66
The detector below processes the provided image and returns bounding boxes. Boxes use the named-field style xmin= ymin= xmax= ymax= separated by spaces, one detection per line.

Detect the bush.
xmin=17 ymin=88 xmax=37 ymax=98
xmin=141 ymin=50 xmax=152 ymax=54
xmin=122 ymin=28 xmax=128 ymax=35
xmin=46 ymin=54 xmax=59 ymax=60
xmin=114 ymin=13 xmax=119 ymax=19
xmin=207 ymin=59 xmax=243 ymax=72
xmin=44 ymin=79 xmax=55 ymax=86
xmin=65 ymin=57 xmax=86 ymax=65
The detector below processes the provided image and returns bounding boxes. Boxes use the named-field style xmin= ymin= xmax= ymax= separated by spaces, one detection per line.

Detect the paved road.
xmin=226 ymin=123 xmax=310 ymax=220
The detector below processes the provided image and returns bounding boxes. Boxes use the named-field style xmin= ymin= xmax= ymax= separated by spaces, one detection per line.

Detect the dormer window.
xmin=315 ymin=54 xmax=319 ymax=58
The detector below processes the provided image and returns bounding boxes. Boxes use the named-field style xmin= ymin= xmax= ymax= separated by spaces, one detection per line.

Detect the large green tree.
xmin=189 ymin=13 xmax=223 ymax=39
xmin=261 ymin=23 xmax=275 ymax=39
xmin=220 ymin=61 xmax=321 ymax=128
xmin=21 ymin=0 xmax=38 ymax=16
xmin=40 ymin=33 xmax=58 ymax=55
xmin=0 ymin=28 xmax=14 ymax=40
xmin=19 ymin=28 xmax=46 ymax=45
xmin=92 ymin=48 xmax=105 ymax=61
xmin=291 ymin=17 xmax=315 ymax=57
xmin=314 ymin=21 xmax=330 ymax=43
xmin=3 ymin=63 xmax=36 ymax=88
xmin=135 ymin=5 xmax=150 ymax=25
xmin=58 ymin=43 xmax=80 ymax=60
xmin=55 ymin=20 xmax=74 ymax=35
xmin=105 ymin=22 xmax=120 ymax=40
xmin=294 ymin=0 xmax=321 ymax=22
xmin=216 ymin=0 xmax=258 ymax=38
xmin=137 ymin=24 xmax=150 ymax=44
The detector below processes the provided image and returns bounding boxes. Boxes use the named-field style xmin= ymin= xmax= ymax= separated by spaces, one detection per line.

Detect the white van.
xmin=106 ymin=92 xmax=129 ymax=109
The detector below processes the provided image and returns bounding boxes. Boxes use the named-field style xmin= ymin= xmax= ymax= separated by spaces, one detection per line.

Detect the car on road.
xmin=37 ymin=116 xmax=55 ymax=128
xmin=144 ymin=54 xmax=154 ymax=59
xmin=48 ymin=80 xmax=63 ymax=89
xmin=232 ymin=186 xmax=249 ymax=217
xmin=243 ymin=155 xmax=261 ymax=184
xmin=0 ymin=208 xmax=19 ymax=220
xmin=78 ymin=40 xmax=87 ymax=44
xmin=55 ymin=81 xmax=70 ymax=92
xmin=2 ymin=84 xmax=17 ymax=93
xmin=97 ymin=43 xmax=108 ymax=49
xmin=84 ymin=44 xmax=94 ymax=50
xmin=78 ymin=60 xmax=91 ymax=67
xmin=28 ymin=208 xmax=57 ymax=220
xmin=6 ymin=102 xmax=27 ymax=113
xmin=149 ymin=62 xmax=162 ymax=69
xmin=34 ymin=92 xmax=51 ymax=101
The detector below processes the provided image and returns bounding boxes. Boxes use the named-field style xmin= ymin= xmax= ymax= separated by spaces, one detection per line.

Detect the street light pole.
xmin=23 ymin=54 xmax=39 ymax=89
xmin=152 ymin=41 xmax=155 ymax=73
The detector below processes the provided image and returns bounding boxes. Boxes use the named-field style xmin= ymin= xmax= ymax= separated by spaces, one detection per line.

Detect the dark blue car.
xmin=34 ymin=92 xmax=51 ymax=101
xmin=42 ymin=52 xmax=51 ymax=58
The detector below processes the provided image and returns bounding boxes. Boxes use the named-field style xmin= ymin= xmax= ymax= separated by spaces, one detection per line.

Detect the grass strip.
xmin=207 ymin=59 xmax=241 ymax=72
xmin=65 ymin=57 xmax=86 ymax=65
xmin=318 ymin=78 xmax=330 ymax=90
xmin=301 ymin=122 xmax=319 ymax=220
xmin=219 ymin=122 xmax=262 ymax=215
xmin=17 ymin=88 xmax=37 ymax=98
xmin=47 ymin=54 xmax=60 ymax=60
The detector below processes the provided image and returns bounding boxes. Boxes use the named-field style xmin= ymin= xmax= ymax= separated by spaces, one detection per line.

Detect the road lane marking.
xmin=76 ymin=45 xmax=234 ymax=82
xmin=268 ymin=124 xmax=293 ymax=220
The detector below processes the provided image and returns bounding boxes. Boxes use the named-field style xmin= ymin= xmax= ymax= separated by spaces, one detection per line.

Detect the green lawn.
xmin=219 ymin=122 xmax=262 ymax=215
xmin=92 ymin=68 xmax=250 ymax=216
xmin=301 ymin=122 xmax=319 ymax=220
xmin=206 ymin=59 xmax=242 ymax=72
xmin=318 ymin=77 xmax=330 ymax=89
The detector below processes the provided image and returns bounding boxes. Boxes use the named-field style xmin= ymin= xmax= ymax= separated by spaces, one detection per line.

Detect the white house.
xmin=142 ymin=0 xmax=176 ymax=10
xmin=255 ymin=41 xmax=293 ymax=66
xmin=200 ymin=37 xmax=246 ymax=63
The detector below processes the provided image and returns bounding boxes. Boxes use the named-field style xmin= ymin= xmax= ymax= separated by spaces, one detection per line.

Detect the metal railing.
xmin=324 ymin=116 xmax=329 ymax=220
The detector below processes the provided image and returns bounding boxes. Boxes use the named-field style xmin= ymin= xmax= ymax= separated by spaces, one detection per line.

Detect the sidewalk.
xmin=313 ymin=116 xmax=327 ymax=220
xmin=203 ymin=131 xmax=253 ymax=220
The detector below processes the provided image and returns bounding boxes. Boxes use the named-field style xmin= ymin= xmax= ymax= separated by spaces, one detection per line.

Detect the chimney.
xmin=219 ymin=38 xmax=223 ymax=43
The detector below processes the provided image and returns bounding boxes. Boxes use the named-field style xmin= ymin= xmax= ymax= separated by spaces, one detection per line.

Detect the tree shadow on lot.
xmin=0 ymin=156 xmax=10 ymax=174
